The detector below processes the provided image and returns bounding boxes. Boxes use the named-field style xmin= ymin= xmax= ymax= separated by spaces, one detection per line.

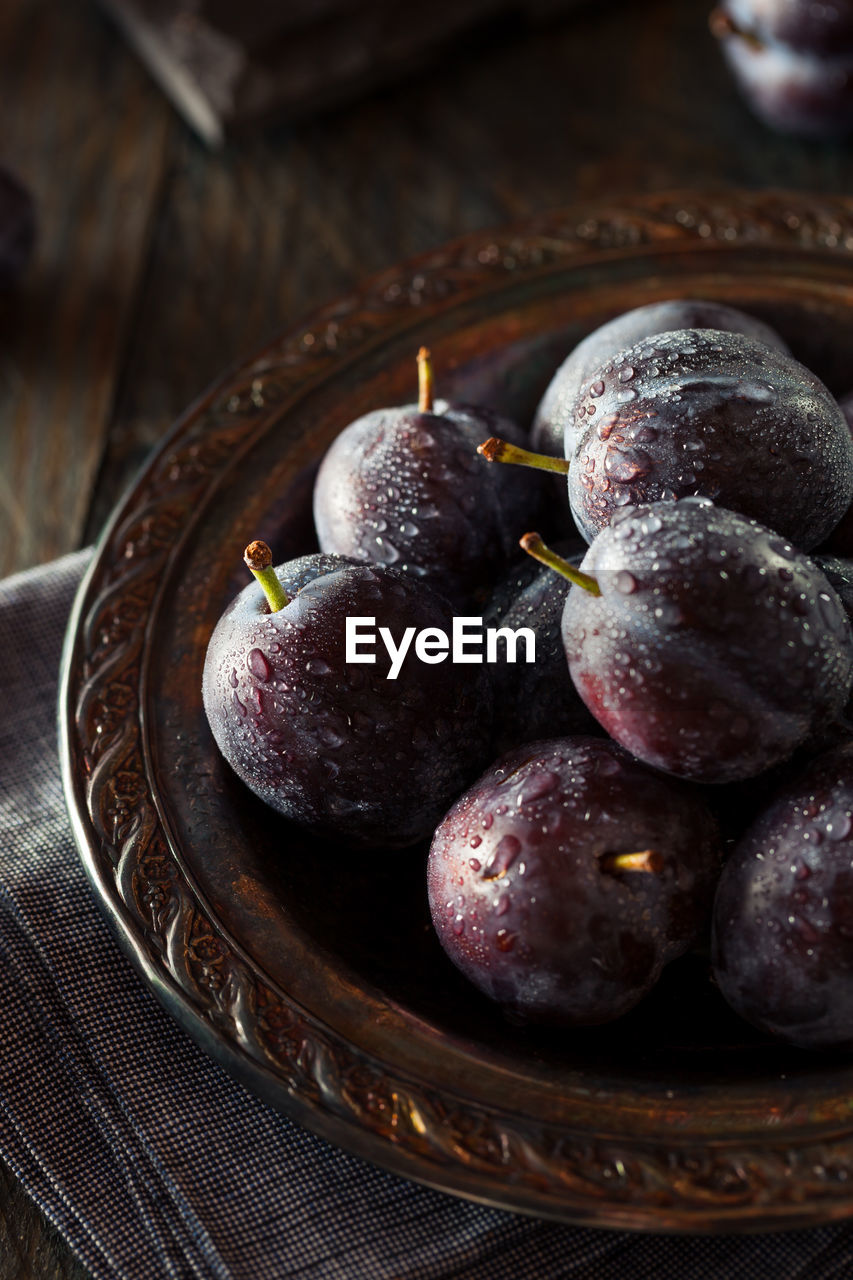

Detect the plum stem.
xmin=708 ymin=7 xmax=763 ymax=49
xmin=417 ymin=346 xmax=434 ymax=413
xmin=477 ymin=436 xmax=570 ymax=475
xmin=520 ymin=533 xmax=601 ymax=596
xmin=244 ymin=541 xmax=289 ymax=612
xmin=599 ymin=850 xmax=664 ymax=875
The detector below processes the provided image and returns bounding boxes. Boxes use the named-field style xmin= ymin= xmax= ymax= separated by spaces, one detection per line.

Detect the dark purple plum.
xmin=313 ymin=349 xmax=546 ymax=607
xmin=0 ymin=167 xmax=35 ymax=288
xmin=532 ymin=300 xmax=788 ymax=459
xmin=712 ymin=4 xmax=853 ymax=135
xmin=813 ymin=553 xmax=853 ymax=623
xmin=818 ymin=391 xmax=853 ymax=556
xmin=716 ymin=0 xmax=853 ymax=58
xmin=428 ymin=737 xmax=722 ymax=1026
xmin=570 ymin=329 xmax=853 ymax=549
xmin=813 ymin=552 xmax=853 ymax=732
xmin=483 ymin=545 xmax=598 ymax=753
xmin=712 ymin=741 xmax=853 ymax=1049
xmin=840 ymin=390 xmax=853 ymax=426
xmin=203 ymin=542 xmax=493 ymax=848
xmin=713 ymin=551 xmax=853 ymax=820
xmin=550 ymin=500 xmax=853 ymax=783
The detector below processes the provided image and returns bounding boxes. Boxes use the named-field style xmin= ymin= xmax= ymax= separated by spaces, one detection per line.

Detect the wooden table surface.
xmin=4 ymin=0 xmax=853 ymax=1273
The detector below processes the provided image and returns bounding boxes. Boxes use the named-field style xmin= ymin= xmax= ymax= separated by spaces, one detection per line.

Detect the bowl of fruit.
xmin=60 ymin=190 xmax=853 ymax=1232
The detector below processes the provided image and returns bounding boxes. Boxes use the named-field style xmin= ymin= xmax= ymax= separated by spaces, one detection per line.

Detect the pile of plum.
xmin=203 ymin=298 xmax=853 ymax=1052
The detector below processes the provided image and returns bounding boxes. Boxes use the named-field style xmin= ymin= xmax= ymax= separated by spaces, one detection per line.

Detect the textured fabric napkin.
xmin=2 ymin=549 xmax=853 ymax=1280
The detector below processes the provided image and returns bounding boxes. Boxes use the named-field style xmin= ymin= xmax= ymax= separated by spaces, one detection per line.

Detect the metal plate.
xmin=59 ymin=191 xmax=853 ymax=1232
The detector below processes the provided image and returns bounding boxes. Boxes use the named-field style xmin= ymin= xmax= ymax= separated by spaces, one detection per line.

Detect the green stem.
xmin=477 ymin=436 xmax=570 ymax=475
xmin=244 ymin=541 xmax=289 ymax=612
xmin=519 ymin=533 xmax=601 ymax=596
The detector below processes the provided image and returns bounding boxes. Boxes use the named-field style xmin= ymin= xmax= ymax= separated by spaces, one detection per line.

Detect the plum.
xmin=313 ymin=349 xmax=545 ymax=607
xmin=202 ymin=542 xmax=493 ymax=848
xmin=483 ymin=330 xmax=853 ymax=551
xmin=718 ymin=0 xmax=853 ymax=56
xmin=569 ymin=329 xmax=853 ymax=549
xmin=712 ymin=740 xmax=853 ymax=1049
xmin=522 ymin=501 xmax=853 ymax=783
xmin=428 ymin=737 xmax=721 ymax=1026
xmin=483 ymin=545 xmax=598 ymax=753
xmin=532 ymin=300 xmax=787 ymax=459
xmin=712 ymin=1 xmax=853 ymax=136
xmin=817 ymin=390 xmax=853 ymax=556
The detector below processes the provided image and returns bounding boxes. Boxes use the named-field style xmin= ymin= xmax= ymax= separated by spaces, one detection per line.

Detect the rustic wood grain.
xmin=6 ymin=0 xmax=853 ymax=1274
xmin=0 ymin=1162 xmax=91 ymax=1280
xmin=0 ymin=0 xmax=171 ymax=577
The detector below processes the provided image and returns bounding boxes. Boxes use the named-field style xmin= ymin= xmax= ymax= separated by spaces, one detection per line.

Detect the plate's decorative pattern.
xmin=63 ymin=192 xmax=853 ymax=1231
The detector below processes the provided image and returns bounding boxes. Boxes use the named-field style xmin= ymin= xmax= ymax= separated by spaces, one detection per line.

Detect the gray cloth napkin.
xmin=2 ymin=549 xmax=853 ymax=1280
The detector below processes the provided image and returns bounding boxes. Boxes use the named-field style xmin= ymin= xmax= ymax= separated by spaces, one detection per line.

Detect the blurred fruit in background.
xmin=711 ymin=0 xmax=853 ymax=136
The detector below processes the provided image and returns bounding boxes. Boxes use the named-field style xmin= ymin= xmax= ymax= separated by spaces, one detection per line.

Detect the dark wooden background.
xmin=3 ymin=0 xmax=853 ymax=1272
